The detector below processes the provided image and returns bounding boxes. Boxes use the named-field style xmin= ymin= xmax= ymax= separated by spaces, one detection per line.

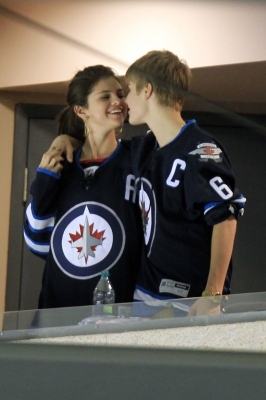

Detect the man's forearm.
xmin=205 ymin=216 xmax=237 ymax=293
xmin=50 ymin=134 xmax=81 ymax=162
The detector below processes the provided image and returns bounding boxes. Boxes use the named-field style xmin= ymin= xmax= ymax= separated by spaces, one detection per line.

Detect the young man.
xmin=125 ymin=50 xmax=245 ymax=315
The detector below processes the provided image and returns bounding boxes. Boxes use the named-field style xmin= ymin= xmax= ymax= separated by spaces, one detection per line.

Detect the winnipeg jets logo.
xmin=189 ymin=142 xmax=222 ymax=162
xmin=51 ymin=202 xmax=125 ymax=279
xmin=84 ymin=165 xmax=98 ymax=178
xmin=69 ymin=213 xmax=105 ymax=262
xmin=140 ymin=184 xmax=151 ymax=235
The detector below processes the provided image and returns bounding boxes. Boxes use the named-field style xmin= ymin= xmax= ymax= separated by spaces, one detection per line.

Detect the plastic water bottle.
xmin=93 ymin=270 xmax=115 ymax=305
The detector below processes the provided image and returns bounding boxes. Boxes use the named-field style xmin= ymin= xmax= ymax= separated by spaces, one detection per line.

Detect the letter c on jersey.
xmin=166 ymin=159 xmax=186 ymax=188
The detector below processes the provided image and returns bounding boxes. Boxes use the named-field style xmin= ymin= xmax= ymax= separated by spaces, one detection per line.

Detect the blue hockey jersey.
xmin=24 ymin=140 xmax=143 ymax=308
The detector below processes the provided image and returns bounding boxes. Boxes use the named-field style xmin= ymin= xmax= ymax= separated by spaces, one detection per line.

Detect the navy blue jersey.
xmin=24 ymin=140 xmax=142 ymax=308
xmin=131 ymin=120 xmax=245 ymax=302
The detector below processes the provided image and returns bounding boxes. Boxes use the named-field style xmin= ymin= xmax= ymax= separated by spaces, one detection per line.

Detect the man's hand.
xmin=188 ymin=297 xmax=221 ymax=316
xmin=49 ymin=134 xmax=81 ymax=163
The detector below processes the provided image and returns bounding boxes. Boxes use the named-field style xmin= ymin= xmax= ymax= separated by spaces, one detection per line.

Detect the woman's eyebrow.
xmin=97 ymin=89 xmax=111 ymax=94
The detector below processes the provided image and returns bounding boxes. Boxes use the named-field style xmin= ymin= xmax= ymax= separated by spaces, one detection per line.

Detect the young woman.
xmin=23 ymin=65 xmax=143 ymax=309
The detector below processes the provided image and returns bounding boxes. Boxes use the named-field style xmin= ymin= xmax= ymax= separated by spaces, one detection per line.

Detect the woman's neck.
xmin=80 ymin=130 xmax=118 ymax=160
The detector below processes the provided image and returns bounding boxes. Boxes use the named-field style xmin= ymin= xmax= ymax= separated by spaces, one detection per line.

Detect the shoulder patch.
xmin=189 ymin=143 xmax=222 ymax=162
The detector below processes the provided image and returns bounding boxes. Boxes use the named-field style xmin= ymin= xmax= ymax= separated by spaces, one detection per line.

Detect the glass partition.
xmin=1 ymin=291 xmax=266 ymax=342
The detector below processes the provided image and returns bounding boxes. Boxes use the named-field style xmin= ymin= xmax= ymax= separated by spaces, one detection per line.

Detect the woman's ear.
xmin=74 ymin=105 xmax=88 ymax=121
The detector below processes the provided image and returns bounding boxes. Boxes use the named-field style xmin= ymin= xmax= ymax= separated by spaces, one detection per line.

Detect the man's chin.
xmin=128 ymin=116 xmax=139 ymax=126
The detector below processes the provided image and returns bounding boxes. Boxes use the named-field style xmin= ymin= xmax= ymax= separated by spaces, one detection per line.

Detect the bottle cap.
xmin=101 ymin=270 xmax=109 ymax=278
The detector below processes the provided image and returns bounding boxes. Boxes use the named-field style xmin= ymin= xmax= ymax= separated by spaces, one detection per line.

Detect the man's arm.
xmin=188 ymin=216 xmax=237 ymax=316
xmin=206 ymin=215 xmax=237 ymax=293
xmin=49 ymin=134 xmax=81 ymax=163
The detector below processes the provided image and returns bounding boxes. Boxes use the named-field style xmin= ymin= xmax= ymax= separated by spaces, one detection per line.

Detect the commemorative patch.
xmin=51 ymin=202 xmax=125 ymax=279
xmin=189 ymin=143 xmax=222 ymax=162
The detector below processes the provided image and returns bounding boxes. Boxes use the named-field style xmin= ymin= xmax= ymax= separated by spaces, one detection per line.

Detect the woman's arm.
xmin=23 ymin=145 xmax=67 ymax=259
xmin=23 ymin=169 xmax=61 ymax=260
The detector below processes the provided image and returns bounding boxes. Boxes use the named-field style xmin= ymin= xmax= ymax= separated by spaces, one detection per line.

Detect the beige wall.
xmin=0 ymin=0 xmax=265 ymax=88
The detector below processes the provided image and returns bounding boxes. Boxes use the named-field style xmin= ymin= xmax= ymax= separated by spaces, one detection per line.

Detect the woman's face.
xmin=85 ymin=77 xmax=127 ymax=132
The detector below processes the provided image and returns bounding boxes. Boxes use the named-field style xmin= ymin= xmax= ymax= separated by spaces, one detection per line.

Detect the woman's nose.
xmin=111 ymin=95 xmax=123 ymax=105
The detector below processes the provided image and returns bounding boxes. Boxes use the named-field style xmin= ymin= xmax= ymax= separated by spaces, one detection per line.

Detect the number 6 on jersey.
xmin=209 ymin=176 xmax=233 ymax=200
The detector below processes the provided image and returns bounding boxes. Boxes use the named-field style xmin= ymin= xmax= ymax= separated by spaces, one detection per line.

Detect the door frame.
xmin=5 ymin=104 xmax=64 ymax=311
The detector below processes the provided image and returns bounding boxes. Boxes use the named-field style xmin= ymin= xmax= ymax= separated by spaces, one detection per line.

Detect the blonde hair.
xmin=125 ymin=50 xmax=191 ymax=109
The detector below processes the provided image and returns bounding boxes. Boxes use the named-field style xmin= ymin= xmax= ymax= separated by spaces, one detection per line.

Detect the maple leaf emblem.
xmin=203 ymin=146 xmax=214 ymax=155
xmin=140 ymin=199 xmax=150 ymax=234
xmin=69 ymin=215 xmax=105 ymax=263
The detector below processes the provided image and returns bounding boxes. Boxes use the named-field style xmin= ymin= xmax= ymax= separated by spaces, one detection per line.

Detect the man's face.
xmin=126 ymin=80 xmax=147 ymax=125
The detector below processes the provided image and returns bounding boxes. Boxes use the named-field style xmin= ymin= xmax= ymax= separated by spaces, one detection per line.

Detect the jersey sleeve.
xmin=23 ymin=168 xmax=61 ymax=258
xmin=184 ymin=139 xmax=246 ymax=225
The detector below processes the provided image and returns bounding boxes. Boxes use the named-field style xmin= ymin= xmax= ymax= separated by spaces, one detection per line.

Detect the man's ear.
xmin=74 ymin=105 xmax=88 ymax=121
xmin=144 ymin=83 xmax=153 ymax=99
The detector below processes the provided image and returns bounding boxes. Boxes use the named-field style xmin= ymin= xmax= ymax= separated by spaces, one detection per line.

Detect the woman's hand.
xmin=39 ymin=148 xmax=64 ymax=174
xmin=49 ymin=134 xmax=81 ymax=162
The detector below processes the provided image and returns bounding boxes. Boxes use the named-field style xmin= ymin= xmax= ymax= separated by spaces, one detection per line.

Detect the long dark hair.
xmin=57 ymin=65 xmax=121 ymax=142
